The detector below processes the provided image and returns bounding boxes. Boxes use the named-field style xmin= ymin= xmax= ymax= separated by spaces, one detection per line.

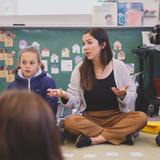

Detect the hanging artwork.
xmin=92 ymin=2 xmax=117 ymax=26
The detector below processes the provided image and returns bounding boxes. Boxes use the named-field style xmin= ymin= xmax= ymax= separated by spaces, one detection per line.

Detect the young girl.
xmin=8 ymin=44 xmax=58 ymax=115
xmin=47 ymin=28 xmax=148 ymax=148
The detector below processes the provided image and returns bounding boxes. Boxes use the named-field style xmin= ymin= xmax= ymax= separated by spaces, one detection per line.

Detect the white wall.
xmin=0 ymin=0 xmax=17 ymax=15
xmin=17 ymin=0 xmax=160 ymax=15
xmin=1 ymin=0 xmax=159 ymax=16
xmin=17 ymin=0 xmax=99 ymax=15
xmin=0 ymin=0 xmax=159 ymax=27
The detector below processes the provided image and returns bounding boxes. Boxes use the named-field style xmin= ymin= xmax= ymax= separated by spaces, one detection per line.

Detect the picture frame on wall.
xmin=118 ymin=2 xmax=144 ymax=27
xmin=92 ymin=2 xmax=117 ymax=27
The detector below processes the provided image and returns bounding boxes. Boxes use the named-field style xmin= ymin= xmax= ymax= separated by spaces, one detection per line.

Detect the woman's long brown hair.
xmin=80 ymin=28 xmax=113 ymax=91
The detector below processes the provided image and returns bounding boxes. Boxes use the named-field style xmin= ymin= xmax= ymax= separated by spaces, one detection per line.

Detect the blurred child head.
xmin=0 ymin=89 xmax=63 ymax=160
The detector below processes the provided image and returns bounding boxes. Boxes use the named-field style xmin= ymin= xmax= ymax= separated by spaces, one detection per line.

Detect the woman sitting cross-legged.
xmin=48 ymin=27 xmax=148 ymax=148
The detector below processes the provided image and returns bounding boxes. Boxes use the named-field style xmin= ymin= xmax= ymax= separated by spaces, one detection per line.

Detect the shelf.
xmin=144 ymin=15 xmax=157 ymax=18
xmin=0 ymin=15 xmax=154 ymax=28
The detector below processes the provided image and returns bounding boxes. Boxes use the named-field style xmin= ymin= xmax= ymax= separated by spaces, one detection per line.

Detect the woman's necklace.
xmin=95 ymin=61 xmax=113 ymax=79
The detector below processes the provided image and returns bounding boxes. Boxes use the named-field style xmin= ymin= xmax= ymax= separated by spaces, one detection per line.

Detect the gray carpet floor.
xmin=61 ymin=132 xmax=159 ymax=160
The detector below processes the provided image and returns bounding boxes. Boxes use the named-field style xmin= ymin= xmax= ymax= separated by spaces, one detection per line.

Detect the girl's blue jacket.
xmin=8 ymin=70 xmax=58 ymax=114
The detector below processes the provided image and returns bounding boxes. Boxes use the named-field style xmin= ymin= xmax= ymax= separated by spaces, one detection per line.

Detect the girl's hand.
xmin=111 ymin=85 xmax=129 ymax=98
xmin=47 ymin=88 xmax=69 ymax=99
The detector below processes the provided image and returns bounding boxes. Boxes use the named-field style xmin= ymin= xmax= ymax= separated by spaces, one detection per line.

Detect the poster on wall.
xmin=118 ymin=2 xmax=144 ymax=26
xmin=92 ymin=2 xmax=117 ymax=26
xmin=61 ymin=60 xmax=72 ymax=72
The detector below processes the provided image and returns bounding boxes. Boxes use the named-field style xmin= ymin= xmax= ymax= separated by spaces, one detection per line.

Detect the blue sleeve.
xmin=44 ymin=77 xmax=58 ymax=115
xmin=7 ymin=82 xmax=15 ymax=89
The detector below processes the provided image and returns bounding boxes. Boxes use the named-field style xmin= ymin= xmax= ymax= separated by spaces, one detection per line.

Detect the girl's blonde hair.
xmin=18 ymin=44 xmax=41 ymax=63
xmin=14 ymin=44 xmax=44 ymax=74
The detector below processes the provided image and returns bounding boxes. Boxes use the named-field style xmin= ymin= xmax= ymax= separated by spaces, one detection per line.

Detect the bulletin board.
xmin=0 ymin=27 xmax=151 ymax=92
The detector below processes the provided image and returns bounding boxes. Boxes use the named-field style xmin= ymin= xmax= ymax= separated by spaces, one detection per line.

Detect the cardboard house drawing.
xmin=72 ymin=44 xmax=81 ymax=54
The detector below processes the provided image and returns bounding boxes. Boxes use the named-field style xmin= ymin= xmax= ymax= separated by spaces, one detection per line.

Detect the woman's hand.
xmin=111 ymin=85 xmax=129 ymax=98
xmin=47 ymin=88 xmax=69 ymax=100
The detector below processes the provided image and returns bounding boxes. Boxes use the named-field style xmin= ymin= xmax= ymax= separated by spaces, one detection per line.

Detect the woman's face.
xmin=82 ymin=33 xmax=102 ymax=61
xmin=19 ymin=51 xmax=40 ymax=78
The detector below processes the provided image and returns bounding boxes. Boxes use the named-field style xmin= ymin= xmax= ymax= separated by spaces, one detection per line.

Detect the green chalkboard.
xmin=0 ymin=27 xmax=151 ymax=92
